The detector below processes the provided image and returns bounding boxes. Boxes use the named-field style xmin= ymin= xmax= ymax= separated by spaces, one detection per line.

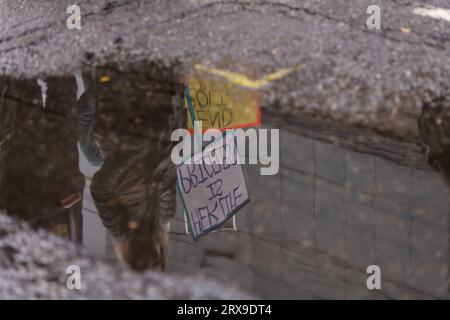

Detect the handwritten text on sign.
xmin=176 ymin=134 xmax=249 ymax=239
xmin=185 ymin=76 xmax=260 ymax=131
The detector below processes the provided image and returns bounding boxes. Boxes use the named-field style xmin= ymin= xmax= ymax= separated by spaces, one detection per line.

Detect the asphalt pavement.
xmin=1 ymin=0 xmax=450 ymax=138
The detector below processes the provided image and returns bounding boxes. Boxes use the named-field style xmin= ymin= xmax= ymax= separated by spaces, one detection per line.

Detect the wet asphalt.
xmin=1 ymin=0 xmax=450 ymax=138
xmin=3 ymin=0 xmax=450 ymax=299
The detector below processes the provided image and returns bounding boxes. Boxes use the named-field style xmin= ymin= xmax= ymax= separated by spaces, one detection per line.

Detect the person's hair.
xmin=91 ymin=148 xmax=169 ymax=271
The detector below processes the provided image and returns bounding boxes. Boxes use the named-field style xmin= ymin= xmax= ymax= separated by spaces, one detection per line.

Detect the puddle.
xmin=0 ymin=65 xmax=449 ymax=299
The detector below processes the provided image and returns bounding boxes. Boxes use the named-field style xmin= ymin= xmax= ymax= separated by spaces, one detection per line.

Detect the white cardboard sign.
xmin=176 ymin=134 xmax=249 ymax=240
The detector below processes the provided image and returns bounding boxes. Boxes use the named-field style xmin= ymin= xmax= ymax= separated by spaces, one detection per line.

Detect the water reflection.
xmin=419 ymin=96 xmax=450 ymax=187
xmin=1 ymin=67 xmax=450 ymax=298
xmin=75 ymin=69 xmax=183 ymax=271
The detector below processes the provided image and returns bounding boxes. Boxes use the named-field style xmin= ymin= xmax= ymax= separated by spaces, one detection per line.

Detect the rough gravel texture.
xmin=0 ymin=211 xmax=251 ymax=299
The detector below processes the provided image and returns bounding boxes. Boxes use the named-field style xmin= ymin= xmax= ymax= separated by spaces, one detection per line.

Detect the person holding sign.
xmin=76 ymin=70 xmax=184 ymax=271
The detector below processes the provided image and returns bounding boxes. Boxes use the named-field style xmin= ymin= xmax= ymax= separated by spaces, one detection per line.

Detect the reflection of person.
xmin=76 ymin=70 xmax=182 ymax=271
xmin=418 ymin=97 xmax=450 ymax=185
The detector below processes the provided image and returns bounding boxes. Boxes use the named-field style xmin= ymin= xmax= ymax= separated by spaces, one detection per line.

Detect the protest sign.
xmin=176 ymin=133 xmax=249 ymax=240
xmin=184 ymin=75 xmax=260 ymax=132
